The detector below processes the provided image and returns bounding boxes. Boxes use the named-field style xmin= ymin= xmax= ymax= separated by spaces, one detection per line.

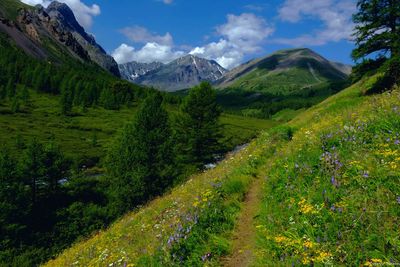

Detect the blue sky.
xmin=21 ymin=0 xmax=357 ymax=69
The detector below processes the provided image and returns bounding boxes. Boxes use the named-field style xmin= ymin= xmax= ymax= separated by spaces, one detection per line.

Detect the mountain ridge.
xmin=216 ymin=48 xmax=351 ymax=93
xmin=120 ymin=54 xmax=227 ymax=91
xmin=0 ymin=0 xmax=120 ymax=76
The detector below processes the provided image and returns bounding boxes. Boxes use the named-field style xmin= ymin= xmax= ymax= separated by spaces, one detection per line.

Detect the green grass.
xmin=254 ymin=74 xmax=400 ymax=266
xmin=44 ymin=72 xmax=400 ymax=266
xmin=0 ymin=0 xmax=31 ymax=20
xmin=0 ymin=90 xmax=276 ymax=166
xmin=220 ymin=113 xmax=278 ymax=149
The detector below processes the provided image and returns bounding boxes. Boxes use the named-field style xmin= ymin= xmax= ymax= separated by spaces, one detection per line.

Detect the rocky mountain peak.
xmin=119 ymin=55 xmax=227 ymax=91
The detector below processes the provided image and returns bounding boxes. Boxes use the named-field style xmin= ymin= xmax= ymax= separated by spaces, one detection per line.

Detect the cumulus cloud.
xmin=190 ymin=13 xmax=274 ymax=69
xmin=112 ymin=43 xmax=184 ymax=64
xmin=121 ymin=26 xmax=173 ymax=46
xmin=20 ymin=0 xmax=100 ymax=29
xmin=112 ymin=13 xmax=273 ymax=69
xmin=276 ymin=0 xmax=356 ymax=46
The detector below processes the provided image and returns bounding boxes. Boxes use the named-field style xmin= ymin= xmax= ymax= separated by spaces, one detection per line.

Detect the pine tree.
xmin=60 ymin=88 xmax=73 ymax=115
xmin=176 ymin=82 xmax=222 ymax=169
xmin=19 ymin=85 xmax=30 ymax=107
xmin=352 ymin=0 xmax=400 ymax=60
xmin=6 ymin=79 xmax=15 ymax=99
xmin=11 ymin=96 xmax=20 ymax=113
xmin=107 ymin=92 xmax=173 ymax=214
xmin=0 ymin=85 xmax=6 ymax=100
xmin=21 ymin=139 xmax=46 ymax=204
xmin=0 ymin=148 xmax=29 ymax=249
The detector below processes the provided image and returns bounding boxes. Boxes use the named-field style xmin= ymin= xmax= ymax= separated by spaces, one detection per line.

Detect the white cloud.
xmin=112 ymin=13 xmax=273 ymax=69
xmin=190 ymin=13 xmax=274 ymax=69
xmin=276 ymin=0 xmax=356 ymax=46
xmin=163 ymin=0 xmax=173 ymax=4
xmin=20 ymin=0 xmax=100 ymax=29
xmin=121 ymin=26 xmax=173 ymax=46
xmin=112 ymin=43 xmax=184 ymax=64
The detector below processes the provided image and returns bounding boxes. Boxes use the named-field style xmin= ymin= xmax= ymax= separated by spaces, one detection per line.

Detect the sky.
xmin=20 ymin=0 xmax=357 ymax=69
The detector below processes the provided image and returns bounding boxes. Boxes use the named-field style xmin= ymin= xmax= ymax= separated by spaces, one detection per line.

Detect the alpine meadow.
xmin=0 ymin=0 xmax=399 ymax=266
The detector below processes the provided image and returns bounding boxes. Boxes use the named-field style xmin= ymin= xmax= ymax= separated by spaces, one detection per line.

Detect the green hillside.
xmin=0 ymin=0 xmax=30 ymax=20
xmin=0 ymin=88 xmax=276 ymax=164
xmin=45 ymin=69 xmax=399 ymax=266
xmin=214 ymin=49 xmax=351 ymax=119
xmin=217 ymin=48 xmax=349 ymax=93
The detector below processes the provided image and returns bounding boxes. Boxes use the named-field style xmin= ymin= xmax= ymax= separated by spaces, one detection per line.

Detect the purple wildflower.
xmin=395 ymin=140 xmax=400 ymax=145
xmin=362 ymin=171 xmax=369 ymax=178
xmin=397 ymin=196 xmax=400 ymax=204
xmin=201 ymin=252 xmax=212 ymax=262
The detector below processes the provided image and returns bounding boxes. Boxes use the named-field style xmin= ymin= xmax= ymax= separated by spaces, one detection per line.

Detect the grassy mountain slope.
xmin=255 ymin=74 xmax=400 ymax=266
xmin=45 ymin=70 xmax=398 ymax=266
xmin=214 ymin=48 xmax=351 ymax=119
xmin=217 ymin=48 xmax=349 ymax=94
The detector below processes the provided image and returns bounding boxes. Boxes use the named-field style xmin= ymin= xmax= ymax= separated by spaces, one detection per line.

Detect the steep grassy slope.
xmin=45 ymin=71 xmax=398 ymax=266
xmin=254 ymin=75 xmax=400 ymax=266
xmin=217 ymin=48 xmax=348 ymax=94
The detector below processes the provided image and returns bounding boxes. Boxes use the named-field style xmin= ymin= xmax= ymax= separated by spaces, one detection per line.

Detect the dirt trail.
xmin=221 ymin=177 xmax=264 ymax=267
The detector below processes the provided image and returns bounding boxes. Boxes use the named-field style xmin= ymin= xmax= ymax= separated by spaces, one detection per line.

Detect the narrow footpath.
xmin=221 ymin=177 xmax=264 ymax=267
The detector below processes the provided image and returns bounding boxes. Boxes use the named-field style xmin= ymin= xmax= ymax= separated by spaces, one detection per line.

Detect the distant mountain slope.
xmin=216 ymin=48 xmax=351 ymax=95
xmin=0 ymin=0 xmax=119 ymax=76
xmin=122 ymin=55 xmax=227 ymax=91
xmin=119 ymin=61 xmax=164 ymax=83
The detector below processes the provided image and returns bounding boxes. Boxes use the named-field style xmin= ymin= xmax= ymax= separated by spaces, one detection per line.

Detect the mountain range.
xmin=120 ymin=48 xmax=351 ymax=93
xmin=0 ymin=0 xmax=119 ymax=76
xmin=119 ymin=55 xmax=227 ymax=91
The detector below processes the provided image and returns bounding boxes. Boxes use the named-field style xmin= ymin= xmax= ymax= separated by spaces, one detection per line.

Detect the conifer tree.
xmin=107 ymin=92 xmax=173 ymax=213
xmin=352 ymin=0 xmax=400 ymax=61
xmin=176 ymin=82 xmax=222 ymax=169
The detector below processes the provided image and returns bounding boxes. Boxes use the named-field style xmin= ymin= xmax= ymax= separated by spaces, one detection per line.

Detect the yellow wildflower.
xmin=298 ymin=198 xmax=317 ymax=214
xmin=303 ymin=240 xmax=314 ymax=248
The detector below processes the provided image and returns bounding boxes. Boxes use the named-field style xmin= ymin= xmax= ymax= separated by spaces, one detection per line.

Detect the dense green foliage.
xmin=107 ymin=93 xmax=174 ymax=215
xmin=352 ymin=0 xmax=400 ymax=89
xmin=352 ymin=0 xmax=400 ymax=61
xmin=175 ymin=82 xmax=223 ymax=169
xmin=217 ymin=79 xmax=349 ymax=119
xmin=0 ymin=33 xmax=147 ymax=114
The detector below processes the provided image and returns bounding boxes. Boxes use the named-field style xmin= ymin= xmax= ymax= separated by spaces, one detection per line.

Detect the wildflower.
xmin=330 ymin=176 xmax=339 ymax=187
xmin=298 ymin=198 xmax=317 ymax=214
xmin=397 ymin=196 xmax=400 ymax=204
xmin=362 ymin=171 xmax=369 ymax=178
xmin=201 ymin=252 xmax=212 ymax=261
xmin=303 ymin=240 xmax=314 ymax=248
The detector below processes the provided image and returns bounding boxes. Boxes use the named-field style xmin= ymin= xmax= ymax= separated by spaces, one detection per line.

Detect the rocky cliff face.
xmin=0 ymin=1 xmax=119 ymax=76
xmin=123 ymin=55 xmax=227 ymax=91
xmin=45 ymin=2 xmax=120 ymax=76
xmin=119 ymin=61 xmax=164 ymax=83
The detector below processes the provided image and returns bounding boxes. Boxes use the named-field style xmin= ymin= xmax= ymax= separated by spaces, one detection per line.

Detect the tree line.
xmin=0 ymin=33 xmax=150 ymax=114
